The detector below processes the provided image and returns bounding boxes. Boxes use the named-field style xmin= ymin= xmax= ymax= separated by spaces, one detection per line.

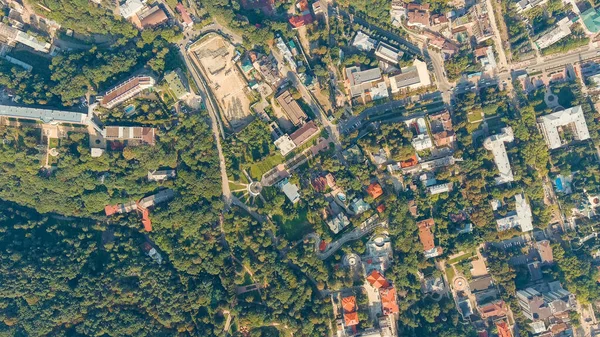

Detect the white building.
xmin=119 ymin=0 xmax=145 ymax=18
xmin=483 ymin=127 xmax=515 ymax=185
xmin=0 ymin=22 xmax=52 ymax=53
xmin=391 ymin=0 xmax=407 ymax=27
xmin=389 ymin=59 xmax=431 ymax=93
xmin=274 ymin=134 xmax=297 ymax=156
xmin=275 ymin=37 xmax=296 ymax=71
xmin=345 ymin=66 xmax=389 ymax=102
xmin=352 ymin=31 xmax=377 ymax=51
xmin=535 ymin=18 xmax=572 ymax=50
xmin=412 ymin=134 xmax=434 ymax=151
xmin=428 ymin=182 xmax=452 ymax=195
xmin=281 ymin=180 xmax=300 ymax=203
xmin=537 ymin=105 xmax=590 ymax=149
xmin=496 ymin=194 xmax=533 ymax=232
xmin=326 ymin=213 xmax=350 ymax=234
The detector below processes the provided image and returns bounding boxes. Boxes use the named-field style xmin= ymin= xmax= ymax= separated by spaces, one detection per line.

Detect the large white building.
xmin=496 ymin=194 xmax=533 ymax=232
xmin=0 ymin=22 xmax=52 ymax=53
xmin=352 ymin=31 xmax=377 ymax=51
xmin=374 ymin=42 xmax=404 ymax=65
xmin=537 ymin=105 xmax=590 ymax=149
xmin=484 ymin=127 xmax=515 ymax=185
xmin=389 ymin=59 xmax=431 ymax=93
xmin=119 ymin=0 xmax=145 ymax=18
xmin=535 ymin=18 xmax=572 ymax=50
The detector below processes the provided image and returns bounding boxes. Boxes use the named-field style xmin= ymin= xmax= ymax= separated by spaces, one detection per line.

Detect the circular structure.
xmin=372 ymin=235 xmax=387 ymax=247
xmin=248 ymin=181 xmax=262 ymax=196
xmin=337 ymin=193 xmax=347 ymax=202
xmin=453 ymin=276 xmax=468 ymax=292
xmin=343 ymin=253 xmax=361 ymax=268
xmin=49 ymin=148 xmax=59 ymax=157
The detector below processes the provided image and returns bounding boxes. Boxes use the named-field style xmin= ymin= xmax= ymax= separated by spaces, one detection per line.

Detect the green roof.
xmin=581 ymin=8 xmax=600 ymax=33
xmin=164 ymin=71 xmax=189 ymax=100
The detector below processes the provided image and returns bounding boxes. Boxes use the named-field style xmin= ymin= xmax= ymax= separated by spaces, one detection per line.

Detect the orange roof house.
xmin=342 ymin=296 xmax=359 ymax=326
xmin=400 ymin=154 xmax=418 ymax=168
xmin=478 ymin=300 xmax=508 ymax=319
xmin=367 ymin=270 xmax=390 ymax=289
xmin=417 ymin=218 xmax=442 ymax=258
xmin=367 ymin=182 xmax=384 ymax=199
xmin=496 ymin=321 xmax=512 ymax=337
xmin=380 ymin=287 xmax=399 ymax=315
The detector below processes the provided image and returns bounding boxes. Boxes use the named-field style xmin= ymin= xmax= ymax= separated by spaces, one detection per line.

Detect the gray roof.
xmin=0 ymin=104 xmax=88 ymax=124
xmin=469 ymin=276 xmax=494 ymax=292
xmin=391 ymin=67 xmax=420 ymax=88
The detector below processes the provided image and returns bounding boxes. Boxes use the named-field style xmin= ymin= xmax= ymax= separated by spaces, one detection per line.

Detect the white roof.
xmin=274 ymin=134 xmax=297 ymax=156
xmin=281 ymin=181 xmax=300 ymax=203
xmin=496 ymin=194 xmax=533 ymax=232
xmin=538 ymin=105 xmax=590 ymax=149
xmin=375 ymin=42 xmax=403 ymax=64
xmin=0 ymin=104 xmax=88 ymax=124
xmin=120 ymin=0 xmax=145 ymax=18
xmin=483 ymin=127 xmax=515 ymax=184
xmin=412 ymin=134 xmax=433 ymax=151
xmin=352 ymin=31 xmax=377 ymax=51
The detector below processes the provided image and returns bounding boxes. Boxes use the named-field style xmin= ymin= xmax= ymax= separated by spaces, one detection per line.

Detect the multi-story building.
xmin=100 ymin=76 xmax=155 ymax=109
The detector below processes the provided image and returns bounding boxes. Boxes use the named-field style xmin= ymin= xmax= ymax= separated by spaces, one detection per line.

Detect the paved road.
xmin=484 ymin=0 xmax=508 ymax=71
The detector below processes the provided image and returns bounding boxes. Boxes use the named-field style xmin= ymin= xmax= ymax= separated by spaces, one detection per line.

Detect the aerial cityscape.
xmin=0 ymin=0 xmax=600 ymax=336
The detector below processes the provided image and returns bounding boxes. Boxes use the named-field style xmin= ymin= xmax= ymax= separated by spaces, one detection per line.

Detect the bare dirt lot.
xmin=189 ymin=34 xmax=253 ymax=131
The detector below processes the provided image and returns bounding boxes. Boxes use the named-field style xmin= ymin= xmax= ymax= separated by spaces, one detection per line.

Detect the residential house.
xmin=417 ymin=218 xmax=443 ymax=258
xmin=276 ymin=90 xmax=308 ymax=126
xmin=289 ymin=0 xmax=314 ymax=28
xmin=147 ymin=169 xmax=176 ymax=182
xmin=175 ymin=3 xmax=193 ymax=28
xmin=0 ymin=22 xmax=52 ymax=53
xmin=428 ymin=110 xmax=455 ymax=147
xmin=474 ymin=46 xmax=497 ymax=71
xmin=380 ymin=287 xmax=399 ymax=315
xmin=275 ymin=37 xmax=296 ymax=71
xmin=428 ymin=182 xmax=452 ymax=195
xmin=342 ymin=296 xmax=359 ymax=326
xmin=253 ymin=53 xmax=282 ymax=87
xmin=367 ymin=270 xmax=390 ymax=289
xmin=537 ymin=240 xmax=554 ymax=265
xmin=279 ymin=179 xmax=300 ymax=203
xmin=412 ymin=134 xmax=434 ymax=151
xmin=350 ymin=198 xmax=370 ymax=215
xmin=537 ymin=105 xmax=590 ymax=149
xmin=406 ymin=3 xmax=431 ymax=28
xmin=367 ymin=182 xmax=384 ymax=199
xmin=478 ymin=300 xmax=508 ymax=319
xmin=483 ymin=127 xmax=515 ymax=185
xmin=327 ymin=212 xmax=350 ymax=234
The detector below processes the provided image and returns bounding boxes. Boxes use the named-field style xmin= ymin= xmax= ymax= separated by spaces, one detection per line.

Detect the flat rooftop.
xmin=0 ymin=104 xmax=87 ymax=124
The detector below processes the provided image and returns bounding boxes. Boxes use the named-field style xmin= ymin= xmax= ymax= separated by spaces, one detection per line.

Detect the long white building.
xmin=484 ymin=127 xmax=515 ymax=185
xmin=0 ymin=104 xmax=88 ymax=124
xmin=537 ymin=105 xmax=590 ymax=149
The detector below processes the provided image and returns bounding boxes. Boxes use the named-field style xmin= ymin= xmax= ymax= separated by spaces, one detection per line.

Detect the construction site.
xmin=188 ymin=33 xmax=253 ymax=132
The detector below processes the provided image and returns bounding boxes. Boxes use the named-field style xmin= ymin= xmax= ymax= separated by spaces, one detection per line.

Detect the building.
xmin=478 ymin=300 xmax=508 ymax=319
xmin=119 ymin=0 xmax=145 ymax=18
xmin=417 ymin=218 xmax=442 ymax=258
xmin=100 ymin=76 xmax=155 ymax=109
xmin=289 ymin=120 xmax=319 ymax=146
xmin=342 ymin=296 xmax=359 ymax=326
xmin=496 ymin=321 xmax=513 ymax=337
xmin=312 ymin=1 xmax=323 ymax=16
xmin=274 ymin=134 xmax=297 ymax=156
xmin=367 ymin=182 xmax=384 ymax=199
xmin=275 ymin=37 xmax=296 ymax=71
xmin=345 ymin=66 xmax=389 ymax=104
xmin=406 ymin=3 xmax=431 ymax=28
xmin=391 ymin=0 xmax=407 ymax=26
xmin=389 ymin=60 xmax=431 ymax=93
xmin=367 ymin=270 xmax=390 ymax=289
xmin=0 ymin=22 xmax=51 ymax=53
xmin=253 ymin=53 xmax=281 ymax=87
xmin=375 ymin=42 xmax=404 ymax=65
xmin=276 ymin=90 xmax=307 ymax=127
xmin=280 ymin=179 xmax=300 ymax=203
xmin=412 ymin=134 xmax=433 ymax=151
xmin=0 ymin=104 xmax=88 ymax=125
xmin=352 ymin=31 xmax=377 ymax=51
xmin=175 ymin=3 xmax=193 ymax=27
xmin=516 ymin=283 xmax=575 ymax=321
xmin=475 ymin=46 xmax=497 ymax=71
xmin=537 ymin=240 xmax=554 ymax=264
xmin=147 ymin=169 xmax=176 ymax=182
xmin=535 ymin=18 xmax=572 ymax=50
xmin=581 ymin=7 xmax=600 ymax=33
xmin=429 ymin=110 xmax=455 ymax=147
xmin=327 ymin=212 xmax=350 ymax=234
xmin=483 ymin=127 xmax=515 ymax=185
xmin=428 ymin=182 xmax=452 ymax=195
xmin=103 ymin=126 xmax=156 ymax=145
xmin=164 ymin=70 xmax=190 ymax=100
xmin=289 ymin=0 xmax=313 ymax=28
xmin=350 ymin=198 xmax=370 ymax=215
xmin=380 ymin=287 xmax=399 ymax=315
xmin=138 ymin=6 xmax=169 ymax=28
xmin=496 ymin=194 xmax=533 ymax=232
xmin=515 ymin=0 xmax=547 ymax=12
xmin=537 ymin=105 xmax=590 ymax=149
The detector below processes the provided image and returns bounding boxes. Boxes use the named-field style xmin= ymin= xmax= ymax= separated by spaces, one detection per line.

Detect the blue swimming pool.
xmin=124 ymin=105 xmax=135 ymax=114
xmin=555 ymin=177 xmax=563 ymax=192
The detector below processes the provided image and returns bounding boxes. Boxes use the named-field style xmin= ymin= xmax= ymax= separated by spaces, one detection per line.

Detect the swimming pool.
xmin=124 ymin=104 xmax=135 ymax=115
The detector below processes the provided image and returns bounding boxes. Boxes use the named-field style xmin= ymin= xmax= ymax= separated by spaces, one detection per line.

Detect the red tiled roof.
xmin=319 ymin=240 xmax=327 ymax=252
xmin=140 ymin=7 xmax=168 ymax=27
xmin=342 ymin=296 xmax=357 ymax=313
xmin=311 ymin=176 xmax=327 ymax=192
xmin=367 ymin=182 xmax=383 ymax=199
xmin=496 ymin=321 xmax=512 ymax=337
xmin=417 ymin=218 xmax=436 ymax=251
xmin=290 ymin=120 xmax=319 ymax=146
xmin=176 ymin=3 xmax=193 ymax=26
xmin=343 ymin=311 xmax=359 ymax=326
xmin=380 ymin=287 xmax=399 ymax=315
xmin=400 ymin=154 xmax=418 ymax=168
xmin=478 ymin=300 xmax=508 ymax=319
xmin=367 ymin=270 xmax=390 ymax=289
xmin=289 ymin=13 xmax=314 ymax=28
xmin=377 ymin=204 xmax=386 ymax=213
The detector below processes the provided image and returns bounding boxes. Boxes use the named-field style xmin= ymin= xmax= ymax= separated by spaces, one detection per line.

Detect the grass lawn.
xmin=446 ymin=266 xmax=456 ymax=282
xmin=447 ymin=250 xmax=476 ymax=265
xmin=229 ymin=181 xmax=247 ymax=192
xmin=246 ymin=153 xmax=284 ymax=181
xmin=467 ymin=110 xmax=483 ymax=123
xmin=272 ymin=207 xmax=313 ymax=241
xmin=482 ymin=103 xmax=499 ymax=116
xmin=48 ymin=138 xmax=59 ymax=149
